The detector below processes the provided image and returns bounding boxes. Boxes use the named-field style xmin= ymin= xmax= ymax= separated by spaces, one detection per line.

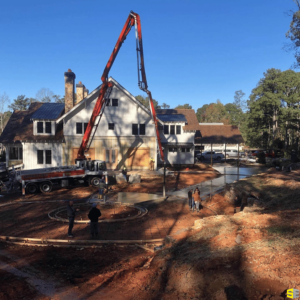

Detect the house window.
xmin=163 ymin=125 xmax=169 ymax=134
xmin=105 ymin=150 xmax=110 ymax=163
xmin=108 ymin=123 xmax=114 ymax=130
xmin=76 ymin=123 xmax=83 ymax=134
xmin=45 ymin=150 xmax=52 ymax=164
xmin=132 ymin=124 xmax=138 ymax=135
xmin=45 ymin=122 xmax=52 ymax=134
xmin=112 ymin=99 xmax=118 ymax=107
xmin=169 ymin=148 xmax=177 ymax=153
xmin=9 ymin=147 xmax=22 ymax=160
xmin=170 ymin=125 xmax=175 ymax=135
xmin=84 ymin=123 xmax=88 ymax=133
xmin=37 ymin=150 xmax=44 ymax=164
xmin=181 ymin=148 xmax=186 ymax=152
xmin=37 ymin=122 xmax=43 ymax=133
xmin=140 ymin=124 xmax=145 ymax=135
xmin=176 ymin=125 xmax=181 ymax=135
xmin=158 ymin=124 xmax=163 ymax=131
xmin=111 ymin=149 xmax=116 ymax=163
xmin=186 ymin=148 xmax=190 ymax=152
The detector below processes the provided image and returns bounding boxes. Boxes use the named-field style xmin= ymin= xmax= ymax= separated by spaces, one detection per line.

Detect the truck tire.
xmin=90 ymin=177 xmax=101 ymax=187
xmin=39 ymin=182 xmax=52 ymax=193
xmin=26 ymin=183 xmax=38 ymax=194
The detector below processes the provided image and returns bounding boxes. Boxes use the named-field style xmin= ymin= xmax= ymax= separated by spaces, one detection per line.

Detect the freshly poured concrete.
xmin=171 ymin=166 xmax=266 ymax=199
xmin=117 ymin=192 xmax=163 ymax=204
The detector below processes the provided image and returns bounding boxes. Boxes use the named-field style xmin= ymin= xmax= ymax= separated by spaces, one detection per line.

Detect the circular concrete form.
xmin=48 ymin=202 xmax=148 ymax=224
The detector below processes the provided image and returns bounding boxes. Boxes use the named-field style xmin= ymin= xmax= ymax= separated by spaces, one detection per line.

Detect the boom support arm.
xmin=77 ymin=11 xmax=164 ymax=162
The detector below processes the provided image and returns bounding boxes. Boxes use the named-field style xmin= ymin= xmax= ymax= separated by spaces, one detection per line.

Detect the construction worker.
xmin=188 ymin=189 xmax=193 ymax=211
xmin=240 ymin=193 xmax=248 ymax=211
xmin=67 ymin=201 xmax=76 ymax=238
xmin=193 ymin=187 xmax=201 ymax=212
xmin=122 ymin=166 xmax=127 ymax=181
xmin=150 ymin=157 xmax=155 ymax=171
xmin=88 ymin=203 xmax=101 ymax=238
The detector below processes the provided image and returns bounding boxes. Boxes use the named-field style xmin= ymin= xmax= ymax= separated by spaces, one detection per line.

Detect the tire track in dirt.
xmin=0 ymin=250 xmax=81 ymax=300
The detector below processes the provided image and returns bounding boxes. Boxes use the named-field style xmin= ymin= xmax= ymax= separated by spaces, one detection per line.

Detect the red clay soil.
xmin=0 ymin=268 xmax=41 ymax=300
xmin=4 ymin=169 xmax=300 ymax=299
xmin=0 ymin=187 xmax=299 ymax=299
xmin=0 ymin=198 xmax=218 ymax=241
xmin=1 ymin=198 xmax=299 ymax=300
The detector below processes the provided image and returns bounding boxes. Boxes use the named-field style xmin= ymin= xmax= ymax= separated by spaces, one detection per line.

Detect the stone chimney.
xmin=64 ymin=69 xmax=76 ymax=113
xmin=76 ymin=81 xmax=84 ymax=104
xmin=84 ymin=88 xmax=89 ymax=98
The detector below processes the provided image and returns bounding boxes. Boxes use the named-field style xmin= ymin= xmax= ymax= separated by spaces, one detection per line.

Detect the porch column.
xmin=211 ymin=143 xmax=213 ymax=166
xmin=238 ymin=143 xmax=240 ymax=169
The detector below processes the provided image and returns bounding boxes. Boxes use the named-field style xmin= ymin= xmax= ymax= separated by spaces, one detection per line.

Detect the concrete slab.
xmin=117 ymin=192 xmax=163 ymax=204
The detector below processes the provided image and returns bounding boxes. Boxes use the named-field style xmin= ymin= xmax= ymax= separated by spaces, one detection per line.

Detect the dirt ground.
xmin=0 ymin=167 xmax=218 ymax=204
xmin=1 ymin=167 xmax=299 ymax=299
xmin=0 ymin=197 xmax=220 ymax=241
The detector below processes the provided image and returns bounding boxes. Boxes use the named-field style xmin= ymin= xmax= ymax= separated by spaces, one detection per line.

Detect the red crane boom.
xmin=77 ymin=11 xmax=164 ymax=162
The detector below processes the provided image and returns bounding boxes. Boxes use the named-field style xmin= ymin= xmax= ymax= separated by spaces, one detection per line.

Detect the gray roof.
xmin=31 ymin=103 xmax=65 ymax=120
xmin=156 ymin=114 xmax=186 ymax=122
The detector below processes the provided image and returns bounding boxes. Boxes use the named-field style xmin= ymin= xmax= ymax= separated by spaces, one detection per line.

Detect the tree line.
xmin=135 ymin=67 xmax=300 ymax=152
xmin=0 ymin=88 xmax=64 ymax=133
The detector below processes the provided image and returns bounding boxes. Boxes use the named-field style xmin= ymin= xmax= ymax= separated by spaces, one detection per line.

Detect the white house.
xmin=0 ymin=70 xmax=205 ymax=170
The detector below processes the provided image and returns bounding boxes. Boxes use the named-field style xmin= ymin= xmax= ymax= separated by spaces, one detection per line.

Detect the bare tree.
xmin=0 ymin=93 xmax=10 ymax=132
xmin=293 ymin=0 xmax=300 ymax=9
xmin=36 ymin=88 xmax=54 ymax=103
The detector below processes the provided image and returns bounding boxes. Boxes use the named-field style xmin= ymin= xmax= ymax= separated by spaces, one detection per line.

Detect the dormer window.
xmin=35 ymin=121 xmax=54 ymax=135
xmin=37 ymin=122 xmax=43 ymax=133
xmin=45 ymin=122 xmax=52 ymax=134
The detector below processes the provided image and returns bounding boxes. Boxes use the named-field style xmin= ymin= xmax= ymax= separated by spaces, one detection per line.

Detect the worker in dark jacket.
xmin=240 ymin=193 xmax=248 ymax=211
xmin=188 ymin=189 xmax=193 ymax=211
xmin=88 ymin=203 xmax=102 ymax=238
xmin=67 ymin=201 xmax=76 ymax=238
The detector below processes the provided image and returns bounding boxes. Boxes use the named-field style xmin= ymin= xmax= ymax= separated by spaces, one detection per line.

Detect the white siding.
xmin=63 ymin=86 xmax=156 ymax=138
xmin=163 ymin=148 xmax=194 ymax=165
xmin=159 ymin=123 xmax=194 ymax=144
xmin=22 ymin=142 xmax=62 ymax=170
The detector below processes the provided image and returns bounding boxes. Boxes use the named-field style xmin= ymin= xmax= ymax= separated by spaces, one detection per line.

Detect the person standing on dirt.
xmin=188 ymin=189 xmax=193 ymax=211
xmin=193 ymin=187 xmax=201 ymax=213
xmin=240 ymin=193 xmax=247 ymax=211
xmin=67 ymin=201 xmax=76 ymax=238
xmin=88 ymin=203 xmax=101 ymax=238
xmin=149 ymin=157 xmax=155 ymax=171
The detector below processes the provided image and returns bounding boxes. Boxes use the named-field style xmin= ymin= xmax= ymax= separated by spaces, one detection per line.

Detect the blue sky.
xmin=0 ymin=0 xmax=298 ymax=111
